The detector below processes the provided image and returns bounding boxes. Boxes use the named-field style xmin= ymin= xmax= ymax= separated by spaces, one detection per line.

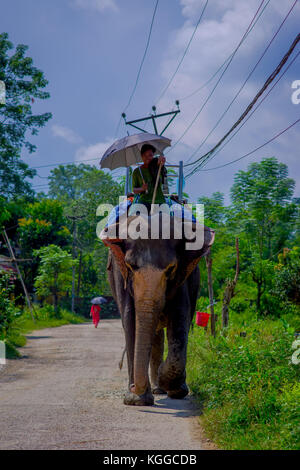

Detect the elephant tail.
xmin=119 ymin=347 xmax=126 ymax=370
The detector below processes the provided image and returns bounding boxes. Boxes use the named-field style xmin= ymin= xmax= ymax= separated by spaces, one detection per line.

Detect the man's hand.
xmin=142 ymin=181 xmax=148 ymax=192
xmin=158 ymin=155 xmax=166 ymax=165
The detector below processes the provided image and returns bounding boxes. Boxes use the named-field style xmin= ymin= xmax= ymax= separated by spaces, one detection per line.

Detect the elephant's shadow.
xmin=136 ymin=395 xmax=200 ymax=418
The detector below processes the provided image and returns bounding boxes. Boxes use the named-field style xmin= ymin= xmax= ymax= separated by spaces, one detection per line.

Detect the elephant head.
xmin=101 ymin=214 xmax=214 ymax=397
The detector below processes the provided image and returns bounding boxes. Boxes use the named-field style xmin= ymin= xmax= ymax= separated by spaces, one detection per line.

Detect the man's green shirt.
xmin=132 ymin=166 xmax=165 ymax=204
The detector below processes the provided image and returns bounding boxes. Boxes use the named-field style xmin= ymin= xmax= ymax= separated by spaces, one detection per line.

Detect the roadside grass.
xmin=187 ymin=312 xmax=300 ymax=450
xmin=4 ymin=305 xmax=86 ymax=358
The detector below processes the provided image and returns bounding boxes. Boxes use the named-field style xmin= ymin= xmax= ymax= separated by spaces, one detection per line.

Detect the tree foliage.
xmin=34 ymin=245 xmax=77 ymax=315
xmin=48 ymin=164 xmax=122 ymax=298
xmin=0 ymin=270 xmax=18 ymax=338
xmin=0 ymin=33 xmax=52 ymax=197
xmin=200 ymin=157 xmax=299 ymax=318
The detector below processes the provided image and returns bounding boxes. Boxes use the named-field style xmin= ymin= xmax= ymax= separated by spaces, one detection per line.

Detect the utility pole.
xmin=122 ymin=101 xmax=180 ymax=136
xmin=206 ymin=252 xmax=216 ymax=337
xmin=122 ymin=101 xmax=183 ymax=198
xmin=2 ymin=230 xmax=35 ymax=322
xmin=222 ymin=238 xmax=240 ymax=328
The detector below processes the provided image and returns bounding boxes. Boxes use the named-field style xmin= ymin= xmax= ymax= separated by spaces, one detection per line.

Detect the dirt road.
xmin=0 ymin=320 xmax=205 ymax=450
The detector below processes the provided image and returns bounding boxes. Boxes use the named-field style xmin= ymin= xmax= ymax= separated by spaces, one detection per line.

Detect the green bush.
xmin=187 ymin=314 xmax=300 ymax=449
xmin=0 ymin=271 xmax=22 ymax=340
xmin=4 ymin=304 xmax=85 ymax=355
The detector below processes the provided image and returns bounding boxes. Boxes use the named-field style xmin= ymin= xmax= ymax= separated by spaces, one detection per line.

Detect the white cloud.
xmin=52 ymin=124 xmax=83 ymax=144
xmin=75 ymin=138 xmax=115 ymax=164
xmin=72 ymin=0 xmax=118 ymax=13
xmin=156 ymin=1 xmax=300 ymax=200
xmin=157 ymin=1 xmax=296 ymax=150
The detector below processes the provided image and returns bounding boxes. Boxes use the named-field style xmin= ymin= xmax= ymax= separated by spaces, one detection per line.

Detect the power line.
xmin=31 ymin=157 xmax=100 ymax=170
xmin=154 ymin=0 xmax=209 ymax=105
xmin=32 ymin=166 xmax=125 ymax=188
xmin=195 ymin=49 xmax=300 ymax=170
xmin=184 ymin=33 xmax=300 ymax=172
xmin=185 ymin=0 xmax=297 ymax=163
xmin=185 ymin=117 xmax=300 ymax=177
xmin=114 ymin=0 xmax=160 ymax=137
xmin=180 ymin=0 xmax=271 ymax=102
xmin=167 ymin=0 xmax=266 ymax=153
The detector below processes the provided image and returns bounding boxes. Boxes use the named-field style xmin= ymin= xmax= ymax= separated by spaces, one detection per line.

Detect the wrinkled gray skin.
xmin=104 ymin=217 xmax=214 ymax=406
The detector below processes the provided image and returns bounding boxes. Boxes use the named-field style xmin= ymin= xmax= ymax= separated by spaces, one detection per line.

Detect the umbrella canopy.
xmin=91 ymin=296 xmax=108 ymax=305
xmin=100 ymin=133 xmax=171 ymax=170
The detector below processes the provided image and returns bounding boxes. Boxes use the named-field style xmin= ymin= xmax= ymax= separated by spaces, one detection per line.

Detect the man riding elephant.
xmin=131 ymin=144 xmax=167 ymax=210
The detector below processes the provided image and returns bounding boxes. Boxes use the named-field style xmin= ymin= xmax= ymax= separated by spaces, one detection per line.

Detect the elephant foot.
xmin=124 ymin=391 xmax=154 ymax=406
xmin=167 ymin=383 xmax=189 ymax=399
xmin=152 ymin=387 xmax=167 ymax=395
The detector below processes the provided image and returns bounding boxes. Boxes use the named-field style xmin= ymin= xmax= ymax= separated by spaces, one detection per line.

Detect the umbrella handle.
xmin=151 ymin=162 xmax=163 ymax=215
xmin=138 ymin=166 xmax=148 ymax=194
xmin=143 ymin=179 xmax=148 ymax=195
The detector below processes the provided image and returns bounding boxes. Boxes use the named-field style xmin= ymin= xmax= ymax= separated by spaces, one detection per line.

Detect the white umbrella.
xmin=91 ymin=296 xmax=107 ymax=305
xmin=100 ymin=133 xmax=171 ymax=170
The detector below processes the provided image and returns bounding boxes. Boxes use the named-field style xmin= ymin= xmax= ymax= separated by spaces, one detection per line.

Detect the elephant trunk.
xmin=132 ymin=268 xmax=166 ymax=396
xmin=134 ymin=300 xmax=160 ymax=395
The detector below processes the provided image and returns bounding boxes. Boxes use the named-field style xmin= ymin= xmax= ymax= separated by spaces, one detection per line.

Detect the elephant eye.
xmin=165 ymin=264 xmax=176 ymax=278
xmin=126 ymin=262 xmax=139 ymax=271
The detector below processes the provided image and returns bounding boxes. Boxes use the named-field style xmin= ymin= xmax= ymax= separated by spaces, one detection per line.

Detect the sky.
xmin=2 ymin=0 xmax=300 ymax=203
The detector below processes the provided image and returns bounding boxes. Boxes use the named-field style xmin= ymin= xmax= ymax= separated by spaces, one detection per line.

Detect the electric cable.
xmin=167 ymin=0 xmax=266 ymax=152
xmin=114 ymin=0 xmax=160 ymax=137
xmin=185 ymin=117 xmax=300 ymax=177
xmin=185 ymin=0 xmax=297 ymax=163
xmin=184 ymin=33 xmax=300 ymax=172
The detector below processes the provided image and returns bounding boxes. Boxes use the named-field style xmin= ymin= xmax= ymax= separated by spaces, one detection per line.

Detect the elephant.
xmin=101 ymin=213 xmax=214 ymax=406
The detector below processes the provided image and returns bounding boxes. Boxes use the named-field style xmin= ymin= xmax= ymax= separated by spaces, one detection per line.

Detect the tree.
xmin=230 ymin=157 xmax=296 ymax=259
xmin=228 ymin=158 xmax=297 ymax=314
xmin=0 ymin=196 xmax=10 ymax=229
xmin=18 ymin=199 xmax=70 ymax=255
xmin=0 ymin=270 xmax=17 ymax=339
xmin=48 ymin=164 xmax=122 ymax=298
xmin=34 ymin=245 xmax=77 ymax=315
xmin=197 ymin=157 xmax=298 ymax=318
xmin=273 ymin=247 xmax=300 ymax=306
xmin=198 ymin=192 xmax=226 ymax=226
xmin=16 ymin=198 xmax=71 ymax=294
xmin=0 ymin=33 xmax=52 ymax=197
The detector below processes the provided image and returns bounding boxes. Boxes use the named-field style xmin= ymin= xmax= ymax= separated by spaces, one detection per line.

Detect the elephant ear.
xmin=173 ymin=224 xmax=215 ymax=290
xmin=100 ymin=224 xmax=128 ymax=285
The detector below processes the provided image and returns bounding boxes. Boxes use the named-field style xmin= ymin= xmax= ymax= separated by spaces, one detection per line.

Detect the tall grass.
xmin=187 ymin=312 xmax=300 ymax=450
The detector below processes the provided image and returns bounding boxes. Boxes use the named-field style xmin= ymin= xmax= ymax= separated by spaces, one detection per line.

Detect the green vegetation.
xmin=0 ymin=33 xmax=52 ymax=197
xmin=0 ymin=271 xmax=84 ymax=358
xmin=187 ymin=309 xmax=300 ymax=450
xmin=34 ymin=245 xmax=78 ymax=315
xmin=187 ymin=157 xmax=300 ymax=450
xmin=6 ymin=306 xmax=85 ymax=359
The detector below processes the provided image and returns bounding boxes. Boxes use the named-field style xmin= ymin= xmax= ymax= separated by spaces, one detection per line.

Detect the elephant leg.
xmin=158 ymin=284 xmax=190 ymax=399
xmin=150 ymin=329 xmax=166 ymax=394
xmin=107 ymin=257 xmax=136 ymax=395
xmin=121 ymin=294 xmax=135 ymax=390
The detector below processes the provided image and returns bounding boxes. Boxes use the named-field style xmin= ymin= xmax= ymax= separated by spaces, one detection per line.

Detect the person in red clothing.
xmin=90 ymin=304 xmax=101 ymax=328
